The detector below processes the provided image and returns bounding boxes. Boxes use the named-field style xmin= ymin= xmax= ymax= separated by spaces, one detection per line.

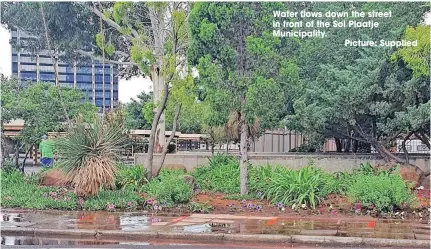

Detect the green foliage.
xmin=247 ymin=164 xmax=274 ymax=194
xmin=347 ymin=168 xmax=415 ymax=212
xmin=262 ymin=166 xmax=328 ymax=208
xmin=115 ymin=164 xmax=147 ymax=191
xmin=393 ymin=25 xmax=430 ymax=78
xmin=193 ymin=154 xmax=240 ymax=194
xmin=142 ymin=102 xmax=155 ymax=125
xmin=1 ymin=170 xmax=77 ymax=210
xmin=82 ymin=189 xmax=142 ymax=211
xmin=124 ymin=91 xmax=153 ymax=130
xmin=0 ymin=78 xmax=98 ymax=153
xmin=188 ymin=201 xmax=213 ymax=213
xmin=144 ymin=169 xmax=194 ymax=206
xmin=1 ymin=160 xmax=19 ymax=174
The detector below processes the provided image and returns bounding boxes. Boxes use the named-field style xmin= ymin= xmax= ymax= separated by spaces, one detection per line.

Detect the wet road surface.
xmin=2 ymin=209 xmax=429 ymax=240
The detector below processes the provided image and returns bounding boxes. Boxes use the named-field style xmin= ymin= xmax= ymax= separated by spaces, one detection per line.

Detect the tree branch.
xmin=75 ymin=50 xmax=137 ymax=66
xmin=415 ymin=131 xmax=430 ymax=149
xmin=155 ymin=103 xmax=182 ymax=176
xmin=86 ymin=4 xmax=137 ymax=40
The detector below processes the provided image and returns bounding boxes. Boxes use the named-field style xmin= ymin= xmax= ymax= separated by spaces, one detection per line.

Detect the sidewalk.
xmin=1 ymin=209 xmax=430 ymax=247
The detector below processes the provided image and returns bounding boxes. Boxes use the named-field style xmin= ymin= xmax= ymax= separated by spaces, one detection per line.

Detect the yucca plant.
xmin=55 ymin=114 xmax=128 ymax=197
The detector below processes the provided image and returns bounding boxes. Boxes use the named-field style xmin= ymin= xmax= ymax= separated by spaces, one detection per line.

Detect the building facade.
xmin=11 ymin=30 xmax=119 ymax=113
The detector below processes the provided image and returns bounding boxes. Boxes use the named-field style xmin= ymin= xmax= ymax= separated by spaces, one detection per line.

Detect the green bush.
xmin=115 ymin=164 xmax=147 ymax=191
xmin=83 ymin=190 xmax=143 ymax=211
xmin=1 ymin=170 xmax=77 ymax=210
xmin=193 ymin=153 xmax=240 ymax=194
xmin=347 ymin=168 xmax=415 ymax=212
xmin=144 ymin=169 xmax=193 ymax=206
xmin=263 ymin=166 xmax=328 ymax=208
xmin=1 ymin=160 xmax=19 ymax=173
xmin=248 ymin=164 xmax=275 ymax=193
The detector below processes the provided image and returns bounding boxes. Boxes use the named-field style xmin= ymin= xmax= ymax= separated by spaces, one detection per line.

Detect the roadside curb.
xmin=2 ymin=227 xmax=430 ymax=248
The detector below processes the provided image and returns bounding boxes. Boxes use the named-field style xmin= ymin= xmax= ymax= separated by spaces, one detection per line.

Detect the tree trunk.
xmin=40 ymin=5 xmax=70 ymax=125
xmin=1 ymin=133 xmax=7 ymax=164
xmin=155 ymin=104 xmax=182 ymax=177
xmin=20 ymin=146 xmax=32 ymax=173
xmin=415 ymin=132 xmax=430 ymax=149
xmin=239 ymin=108 xmax=248 ymax=195
xmin=402 ymin=132 xmax=413 ymax=164
xmin=344 ymin=139 xmax=351 ymax=153
xmin=226 ymin=140 xmax=229 ymax=153
xmin=148 ymin=6 xmax=167 ymax=154
xmin=335 ymin=138 xmax=342 ymax=152
xmin=151 ymin=66 xmax=166 ymax=154
xmin=211 ymin=142 xmax=215 ymax=155
xmin=373 ymin=140 xmax=428 ymax=186
xmin=145 ymin=81 xmax=169 ymax=180
xmin=14 ymin=142 xmax=19 ymax=167
xmin=352 ymin=139 xmax=358 ymax=153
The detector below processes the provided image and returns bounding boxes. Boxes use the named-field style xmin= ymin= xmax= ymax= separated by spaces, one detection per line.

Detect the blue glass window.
xmin=60 ymin=83 xmax=74 ymax=88
xmin=12 ymin=62 xmax=18 ymax=73
xmin=104 ymin=91 xmax=111 ymax=98
xmin=105 ymin=99 xmax=111 ymax=106
xmin=66 ymin=67 xmax=74 ymax=73
xmin=77 ymin=83 xmax=92 ymax=90
xmin=77 ymin=67 xmax=92 ymax=74
xmin=21 ymin=72 xmax=37 ymax=80
xmin=76 ymin=75 xmax=92 ymax=83
xmin=95 ymin=99 xmax=103 ymax=107
xmin=40 ymin=73 xmax=55 ymax=81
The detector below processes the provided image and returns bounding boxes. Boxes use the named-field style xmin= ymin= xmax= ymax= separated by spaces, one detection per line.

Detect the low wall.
xmin=135 ymin=152 xmax=429 ymax=176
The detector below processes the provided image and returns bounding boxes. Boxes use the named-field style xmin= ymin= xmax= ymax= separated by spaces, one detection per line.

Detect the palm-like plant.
xmin=55 ymin=114 xmax=128 ymax=196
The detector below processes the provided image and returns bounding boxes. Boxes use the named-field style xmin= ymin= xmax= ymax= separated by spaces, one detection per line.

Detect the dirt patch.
xmin=40 ymin=168 xmax=69 ymax=187
xmin=192 ymin=193 xmax=357 ymax=219
xmin=192 ymin=190 xmax=430 ymax=221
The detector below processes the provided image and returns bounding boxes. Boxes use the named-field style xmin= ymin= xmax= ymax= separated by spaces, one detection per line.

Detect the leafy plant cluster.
xmin=143 ymin=169 xmax=194 ymax=206
xmin=1 ymin=170 xmax=77 ymax=210
xmin=193 ymin=154 xmax=416 ymax=211
xmin=115 ymin=164 xmax=148 ymax=191
xmin=82 ymin=189 xmax=143 ymax=211
xmin=193 ymin=154 xmax=241 ymax=194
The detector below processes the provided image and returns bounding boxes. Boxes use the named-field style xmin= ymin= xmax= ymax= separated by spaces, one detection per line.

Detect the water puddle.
xmin=1 ymin=209 xmax=429 ymax=240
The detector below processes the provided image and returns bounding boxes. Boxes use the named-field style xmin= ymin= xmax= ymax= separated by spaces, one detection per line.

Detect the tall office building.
xmin=11 ymin=30 xmax=119 ymax=113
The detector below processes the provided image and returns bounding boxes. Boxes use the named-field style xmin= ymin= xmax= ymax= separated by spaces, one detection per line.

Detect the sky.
xmin=0 ymin=26 xmax=152 ymax=104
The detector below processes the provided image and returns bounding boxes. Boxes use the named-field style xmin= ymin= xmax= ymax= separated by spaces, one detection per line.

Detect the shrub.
xmin=1 ymin=170 xmax=77 ymax=210
xmin=55 ymin=115 xmax=128 ymax=196
xmin=144 ymin=169 xmax=193 ymax=206
xmin=189 ymin=201 xmax=213 ymax=213
xmin=82 ymin=190 xmax=143 ymax=211
xmin=115 ymin=164 xmax=147 ymax=191
xmin=248 ymin=164 xmax=274 ymax=193
xmin=347 ymin=168 xmax=415 ymax=212
xmin=263 ymin=166 xmax=328 ymax=208
xmin=193 ymin=153 xmax=240 ymax=194
xmin=1 ymin=160 xmax=19 ymax=173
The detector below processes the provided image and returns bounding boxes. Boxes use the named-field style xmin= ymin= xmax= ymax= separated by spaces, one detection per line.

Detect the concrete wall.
xmin=135 ymin=152 xmax=429 ymax=176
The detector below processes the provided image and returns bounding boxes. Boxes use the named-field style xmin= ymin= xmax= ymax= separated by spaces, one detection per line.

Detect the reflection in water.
xmin=1 ymin=236 xmax=120 ymax=246
xmin=183 ymin=224 xmax=212 ymax=233
xmin=1 ymin=209 xmax=429 ymax=240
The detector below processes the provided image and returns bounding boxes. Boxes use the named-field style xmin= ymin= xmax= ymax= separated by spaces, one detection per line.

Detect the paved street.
xmin=0 ymin=244 xmax=407 ymax=249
